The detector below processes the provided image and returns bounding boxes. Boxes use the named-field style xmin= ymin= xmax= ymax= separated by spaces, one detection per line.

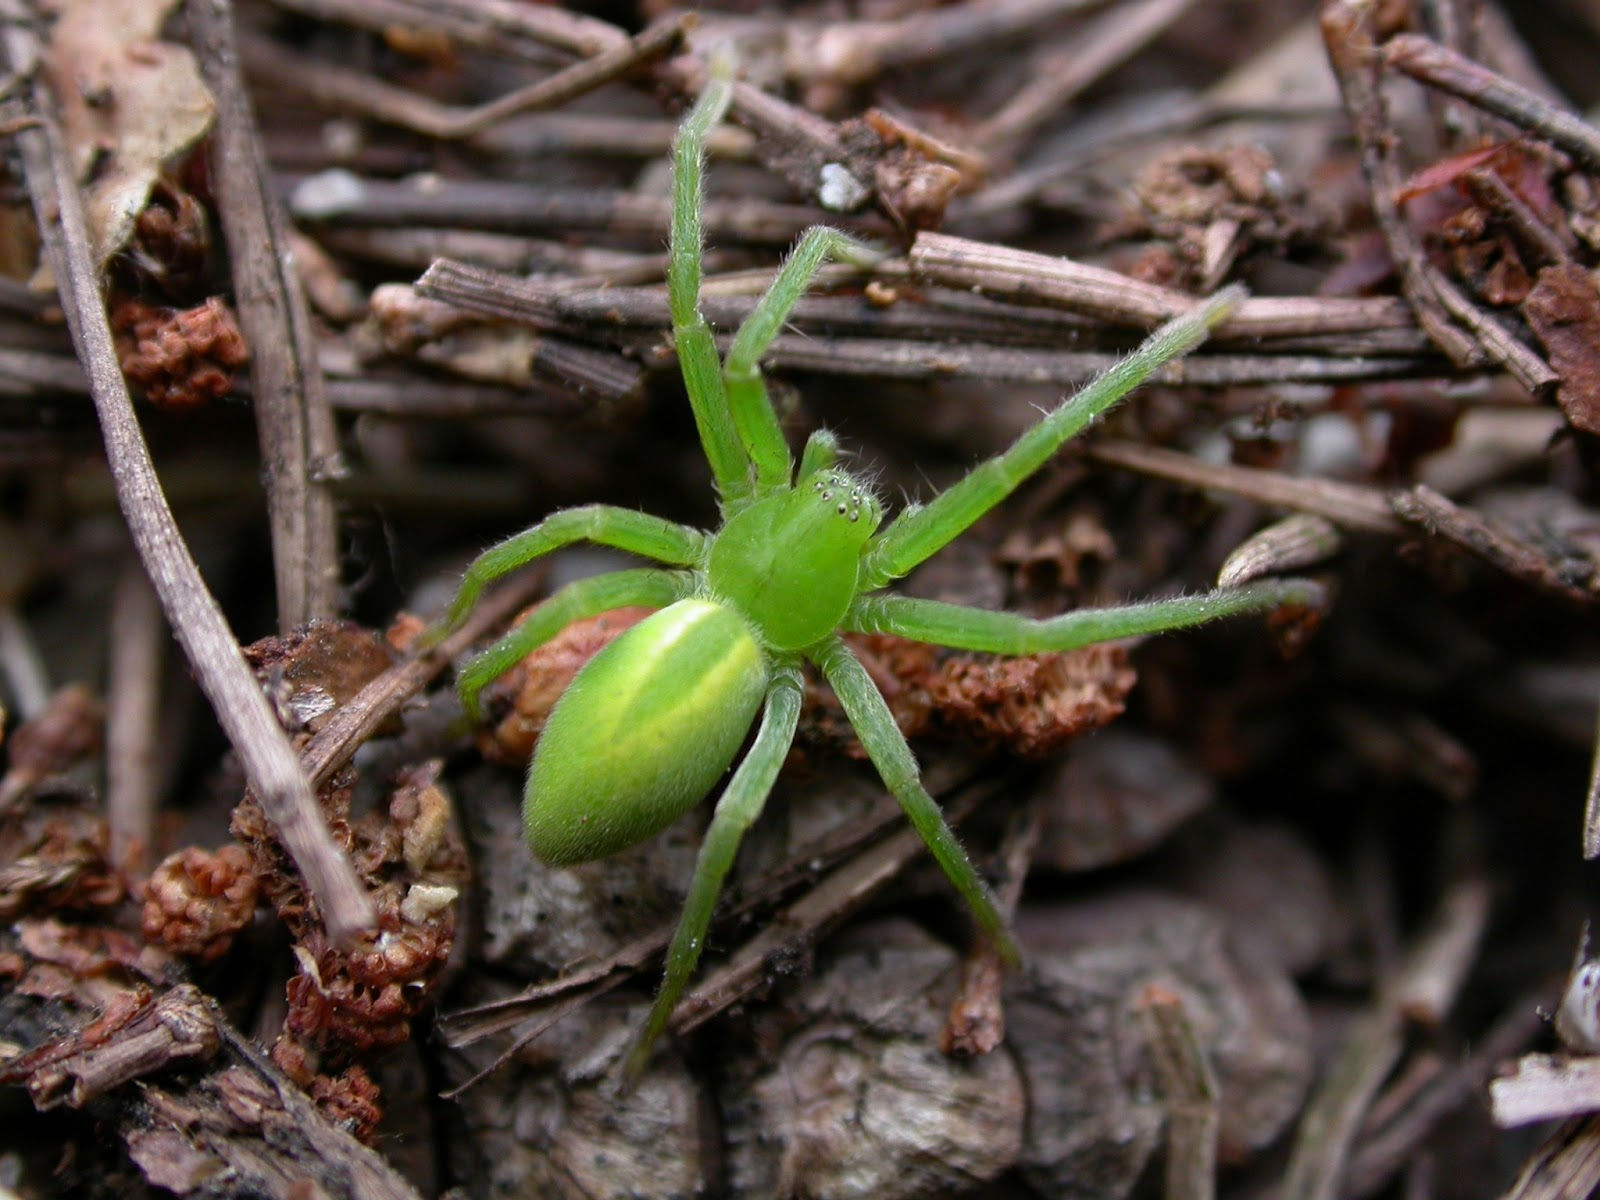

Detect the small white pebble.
xmin=290 ymin=169 xmax=367 ymax=219
xmin=320 ymin=118 xmax=365 ymax=161
xmin=818 ymin=163 xmax=869 ymax=213
xmin=1299 ymin=412 xmax=1382 ymax=478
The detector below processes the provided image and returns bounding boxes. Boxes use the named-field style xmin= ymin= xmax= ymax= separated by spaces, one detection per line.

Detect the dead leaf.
xmin=1525 ymin=263 xmax=1600 ymax=435
xmin=39 ymin=0 xmax=215 ymax=266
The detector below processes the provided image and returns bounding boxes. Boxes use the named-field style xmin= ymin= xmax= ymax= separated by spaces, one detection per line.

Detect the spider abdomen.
xmin=708 ymin=469 xmax=882 ymax=651
xmin=523 ymin=598 xmax=767 ymax=865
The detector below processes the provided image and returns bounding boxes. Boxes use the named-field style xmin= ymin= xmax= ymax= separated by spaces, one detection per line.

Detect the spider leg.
xmin=435 ymin=504 xmax=707 ymax=634
xmin=457 ymin=568 xmax=692 ymax=722
xmin=845 ymin=577 xmax=1324 ymax=652
xmin=862 ymin=287 xmax=1243 ymax=589
xmin=626 ymin=663 xmax=805 ymax=1076
xmin=668 ymin=57 xmax=753 ymax=508
xmin=723 ymin=226 xmax=882 ymax=494
xmin=809 ymin=635 xmax=1019 ymax=962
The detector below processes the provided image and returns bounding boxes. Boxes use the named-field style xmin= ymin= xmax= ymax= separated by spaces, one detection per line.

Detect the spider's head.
xmin=708 ymin=465 xmax=884 ymax=649
xmin=806 ymin=467 xmax=883 ymax=543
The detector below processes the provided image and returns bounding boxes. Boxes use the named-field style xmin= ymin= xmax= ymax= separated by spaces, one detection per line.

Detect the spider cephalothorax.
xmin=706 ymin=463 xmax=883 ymax=650
xmin=432 ymin=58 xmax=1322 ymax=1074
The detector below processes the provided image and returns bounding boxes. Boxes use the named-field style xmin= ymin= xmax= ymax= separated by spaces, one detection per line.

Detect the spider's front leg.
xmin=861 ymin=287 xmax=1244 ymax=589
xmin=668 ymin=59 xmax=750 ymax=507
xmin=720 ymin=225 xmax=881 ymax=494
xmin=669 ymin=58 xmax=880 ymax=505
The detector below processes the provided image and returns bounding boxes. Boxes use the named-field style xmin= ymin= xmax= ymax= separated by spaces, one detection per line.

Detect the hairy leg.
xmin=809 ymin=635 xmax=1018 ymax=961
xmin=862 ymin=287 xmax=1243 ymax=588
xmin=845 ymin=577 xmax=1324 ymax=653
xmin=668 ymin=56 xmax=752 ymax=509
xmin=626 ymin=663 xmax=805 ymax=1076
xmin=456 ymin=568 xmax=692 ymax=722
xmin=723 ymin=226 xmax=882 ymax=494
xmin=436 ymin=505 xmax=706 ymax=634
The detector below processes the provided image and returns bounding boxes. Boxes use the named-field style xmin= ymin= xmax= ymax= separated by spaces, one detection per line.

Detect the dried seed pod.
xmin=141 ymin=844 xmax=258 ymax=962
xmin=284 ymin=923 xmax=447 ymax=1055
xmin=235 ymin=748 xmax=465 ymax=1135
xmin=1117 ymin=144 xmax=1323 ymax=292
xmin=720 ymin=920 xmax=1024 ymax=1199
xmin=242 ymin=618 xmax=398 ymax=736
xmin=123 ymin=180 xmax=213 ymax=295
xmin=0 ymin=799 xmax=123 ymax=919
xmin=110 ymin=296 xmax=249 ymax=411
xmin=926 ymin=642 xmax=1136 ymax=759
xmin=277 ymin=765 xmax=464 ymax=1057
xmin=813 ymin=634 xmax=1135 ymax=760
xmin=0 ymin=684 xmax=105 ymax=812
xmin=230 ymin=766 xmax=357 ymax=938
xmin=307 ymin=1064 xmax=384 ymax=1144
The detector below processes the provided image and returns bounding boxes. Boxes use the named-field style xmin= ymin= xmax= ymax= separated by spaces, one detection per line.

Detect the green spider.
xmin=434 ymin=62 xmax=1320 ymax=1074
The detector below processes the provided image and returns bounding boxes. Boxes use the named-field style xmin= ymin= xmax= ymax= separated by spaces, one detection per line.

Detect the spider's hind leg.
xmin=626 ymin=664 xmax=806 ymax=1076
xmin=809 ymin=635 xmax=1019 ymax=962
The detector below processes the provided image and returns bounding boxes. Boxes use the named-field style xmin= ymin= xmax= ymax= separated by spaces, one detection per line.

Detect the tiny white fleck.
xmin=290 ymin=168 xmax=367 ymax=218
xmin=818 ymin=163 xmax=870 ymax=212
xmin=1559 ymin=958 xmax=1600 ymax=1052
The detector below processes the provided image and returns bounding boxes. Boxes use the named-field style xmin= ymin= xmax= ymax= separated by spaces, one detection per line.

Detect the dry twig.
xmin=1319 ymin=1 xmax=1557 ymax=393
xmin=240 ymin=15 xmax=689 ymax=142
xmin=0 ymin=3 xmax=373 ymax=942
xmin=190 ymin=0 xmax=344 ymax=627
xmin=1139 ymin=984 xmax=1221 ymax=1200
xmin=105 ymin=560 xmax=163 ymax=870
xmin=1384 ymin=33 xmax=1600 ymax=174
xmin=1281 ymin=878 xmax=1491 ymax=1200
